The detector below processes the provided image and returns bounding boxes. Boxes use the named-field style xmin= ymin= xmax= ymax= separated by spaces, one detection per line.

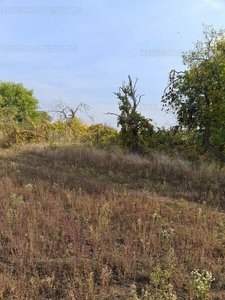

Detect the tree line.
xmin=1 ymin=24 xmax=225 ymax=162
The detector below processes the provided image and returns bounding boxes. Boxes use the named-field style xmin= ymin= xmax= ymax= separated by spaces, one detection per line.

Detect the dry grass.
xmin=0 ymin=144 xmax=225 ymax=299
xmin=4 ymin=144 xmax=224 ymax=208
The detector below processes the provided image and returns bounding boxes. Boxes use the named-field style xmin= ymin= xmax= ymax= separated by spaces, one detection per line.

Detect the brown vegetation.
xmin=0 ymin=144 xmax=225 ymax=299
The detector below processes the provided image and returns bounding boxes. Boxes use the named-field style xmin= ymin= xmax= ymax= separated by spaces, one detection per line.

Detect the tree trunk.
xmin=131 ymin=127 xmax=139 ymax=153
xmin=203 ymin=126 xmax=225 ymax=162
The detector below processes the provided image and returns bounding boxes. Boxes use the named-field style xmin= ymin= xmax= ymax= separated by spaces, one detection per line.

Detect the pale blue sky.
xmin=0 ymin=0 xmax=225 ymax=128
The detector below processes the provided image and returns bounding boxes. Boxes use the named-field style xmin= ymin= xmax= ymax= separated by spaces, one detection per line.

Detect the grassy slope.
xmin=0 ymin=144 xmax=225 ymax=299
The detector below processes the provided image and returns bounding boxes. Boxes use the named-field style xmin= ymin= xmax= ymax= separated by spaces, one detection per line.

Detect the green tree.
xmin=108 ymin=76 xmax=154 ymax=153
xmin=162 ymin=24 xmax=225 ymax=162
xmin=0 ymin=81 xmax=46 ymax=124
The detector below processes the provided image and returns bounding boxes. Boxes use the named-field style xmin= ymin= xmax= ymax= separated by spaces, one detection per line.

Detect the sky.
xmin=0 ymin=0 xmax=225 ymax=129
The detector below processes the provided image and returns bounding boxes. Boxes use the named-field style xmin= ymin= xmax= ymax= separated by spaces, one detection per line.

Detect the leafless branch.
xmin=50 ymin=98 xmax=90 ymax=120
xmin=105 ymin=112 xmax=120 ymax=117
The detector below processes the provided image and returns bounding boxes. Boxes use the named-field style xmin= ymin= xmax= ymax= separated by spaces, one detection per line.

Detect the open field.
xmin=0 ymin=144 xmax=225 ymax=299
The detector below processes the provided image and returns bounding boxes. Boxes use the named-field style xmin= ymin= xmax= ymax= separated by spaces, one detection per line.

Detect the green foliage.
xmin=114 ymin=76 xmax=154 ymax=153
xmin=162 ymin=24 xmax=225 ymax=162
xmin=0 ymin=81 xmax=52 ymax=147
xmin=0 ymin=111 xmax=52 ymax=147
xmin=149 ymin=127 xmax=205 ymax=160
xmin=48 ymin=119 xmax=120 ymax=150
xmin=34 ymin=110 xmax=52 ymax=124
xmin=190 ymin=269 xmax=214 ymax=300
xmin=0 ymin=121 xmax=51 ymax=148
xmin=66 ymin=117 xmax=90 ymax=143
xmin=88 ymin=123 xmax=119 ymax=149
xmin=149 ymin=265 xmax=177 ymax=300
xmin=0 ymin=81 xmax=47 ymax=124
xmin=48 ymin=118 xmax=89 ymax=145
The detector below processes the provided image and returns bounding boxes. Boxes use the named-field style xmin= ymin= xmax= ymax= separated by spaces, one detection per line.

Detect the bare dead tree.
xmin=50 ymin=98 xmax=91 ymax=120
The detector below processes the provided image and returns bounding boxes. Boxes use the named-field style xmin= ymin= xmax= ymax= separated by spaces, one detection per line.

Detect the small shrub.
xmin=190 ymin=269 xmax=214 ymax=300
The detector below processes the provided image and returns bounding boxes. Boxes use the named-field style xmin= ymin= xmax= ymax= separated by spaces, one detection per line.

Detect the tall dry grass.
xmin=7 ymin=144 xmax=225 ymax=208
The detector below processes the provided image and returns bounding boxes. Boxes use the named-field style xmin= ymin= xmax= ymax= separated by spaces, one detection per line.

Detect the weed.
xmin=190 ymin=269 xmax=214 ymax=300
xmin=0 ymin=144 xmax=224 ymax=298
